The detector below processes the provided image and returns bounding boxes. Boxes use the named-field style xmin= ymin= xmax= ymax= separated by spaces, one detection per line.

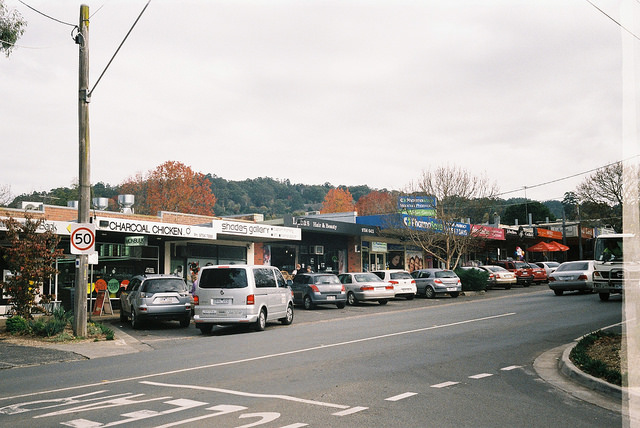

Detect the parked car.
xmin=291 ymin=272 xmax=347 ymax=309
xmin=193 ymin=265 xmax=294 ymax=333
xmin=494 ymin=260 xmax=533 ymax=286
xmin=548 ymin=260 xmax=595 ymax=296
xmin=119 ymin=274 xmax=192 ymax=329
xmin=371 ymin=270 xmax=417 ymax=300
xmin=535 ymin=261 xmax=560 ymax=277
xmin=478 ymin=265 xmax=516 ymax=289
xmin=410 ymin=268 xmax=461 ymax=298
xmin=527 ymin=263 xmax=548 ymax=284
xmin=338 ymin=272 xmax=396 ymax=305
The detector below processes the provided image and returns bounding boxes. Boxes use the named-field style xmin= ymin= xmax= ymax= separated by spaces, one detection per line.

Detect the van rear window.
xmin=199 ymin=268 xmax=248 ymax=289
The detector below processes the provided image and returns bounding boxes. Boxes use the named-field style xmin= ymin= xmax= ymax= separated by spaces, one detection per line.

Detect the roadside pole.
xmin=73 ymin=4 xmax=90 ymax=337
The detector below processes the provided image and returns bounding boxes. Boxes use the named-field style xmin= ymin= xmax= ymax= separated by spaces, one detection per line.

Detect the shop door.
xmin=369 ymin=253 xmax=385 ymax=271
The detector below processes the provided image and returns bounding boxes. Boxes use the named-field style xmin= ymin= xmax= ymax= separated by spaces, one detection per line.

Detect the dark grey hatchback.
xmin=291 ymin=273 xmax=347 ymax=309
xmin=119 ymin=274 xmax=192 ymax=329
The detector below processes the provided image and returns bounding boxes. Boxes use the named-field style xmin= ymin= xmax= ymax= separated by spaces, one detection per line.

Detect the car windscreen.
xmin=555 ymin=262 xmax=588 ymax=272
xmin=354 ymin=273 xmax=382 ymax=282
xmin=435 ymin=270 xmax=457 ymax=278
xmin=390 ymin=272 xmax=412 ymax=280
xmin=199 ymin=268 xmax=248 ymax=289
xmin=514 ymin=262 xmax=529 ymax=269
xmin=142 ymin=278 xmax=187 ymax=293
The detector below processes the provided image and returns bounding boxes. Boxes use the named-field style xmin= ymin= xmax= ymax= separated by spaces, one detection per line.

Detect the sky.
xmin=0 ymin=0 xmax=631 ymax=203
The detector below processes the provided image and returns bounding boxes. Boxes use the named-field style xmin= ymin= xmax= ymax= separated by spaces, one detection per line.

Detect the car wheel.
xmin=378 ymin=299 xmax=388 ymax=305
xmin=303 ymin=295 xmax=314 ymax=310
xmin=347 ymin=292 xmax=357 ymax=306
xmin=255 ymin=308 xmax=267 ymax=331
xmin=131 ymin=309 xmax=141 ymax=330
xmin=406 ymin=294 xmax=414 ymax=300
xmin=425 ymin=287 xmax=435 ymax=299
xmin=179 ymin=316 xmax=190 ymax=328
xmin=280 ymin=303 xmax=294 ymax=325
xmin=119 ymin=308 xmax=127 ymax=322
xmin=523 ymin=282 xmax=530 ymax=288
xmin=197 ymin=323 xmax=213 ymax=334
xmin=553 ymin=289 xmax=564 ymax=296
xmin=450 ymin=291 xmax=459 ymax=298
xmin=504 ymin=285 xmax=512 ymax=290
xmin=599 ymin=292 xmax=610 ymax=301
xmin=336 ymin=302 xmax=346 ymax=309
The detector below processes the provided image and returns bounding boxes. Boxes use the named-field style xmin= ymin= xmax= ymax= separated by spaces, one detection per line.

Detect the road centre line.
xmin=500 ymin=365 xmax=522 ymax=371
xmin=385 ymin=392 xmax=418 ymax=401
xmin=431 ymin=381 xmax=459 ymax=388
xmin=468 ymin=373 xmax=493 ymax=379
xmin=140 ymin=381 xmax=350 ymax=410
xmin=0 ymin=312 xmax=516 ymax=402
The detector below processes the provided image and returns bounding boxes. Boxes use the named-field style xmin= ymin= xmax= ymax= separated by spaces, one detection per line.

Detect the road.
xmin=0 ymin=287 xmax=623 ymax=427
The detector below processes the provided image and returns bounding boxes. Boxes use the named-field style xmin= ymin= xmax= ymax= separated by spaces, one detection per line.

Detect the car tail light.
xmin=410 ymin=279 xmax=416 ymax=284
xmin=360 ymin=286 xmax=375 ymax=291
xmin=594 ymin=271 xmax=602 ymax=278
xmin=389 ymin=280 xmax=399 ymax=285
xmin=385 ymin=285 xmax=394 ymax=290
xmin=434 ymin=279 xmax=443 ymax=284
xmin=310 ymin=284 xmax=320 ymax=292
xmin=457 ymin=279 xmax=461 ymax=285
xmin=193 ymin=295 xmax=199 ymax=305
xmin=549 ymin=277 xmax=556 ymax=282
xmin=578 ymin=275 xmax=588 ymax=280
xmin=490 ymin=274 xmax=495 ymax=279
xmin=341 ymin=285 xmax=346 ymax=292
xmin=246 ymin=294 xmax=255 ymax=305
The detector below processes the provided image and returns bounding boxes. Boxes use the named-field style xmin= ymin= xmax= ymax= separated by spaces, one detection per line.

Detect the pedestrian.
xmin=292 ymin=264 xmax=301 ymax=276
xmin=306 ymin=265 xmax=313 ymax=273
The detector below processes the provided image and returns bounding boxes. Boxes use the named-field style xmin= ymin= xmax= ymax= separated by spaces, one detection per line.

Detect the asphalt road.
xmin=0 ymin=287 xmax=623 ymax=427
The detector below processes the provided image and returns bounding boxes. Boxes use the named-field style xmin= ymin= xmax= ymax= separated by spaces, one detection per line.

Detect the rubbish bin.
xmin=60 ymin=287 xmax=75 ymax=313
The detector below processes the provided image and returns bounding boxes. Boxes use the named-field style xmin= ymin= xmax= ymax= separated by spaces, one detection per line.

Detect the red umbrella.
xmin=527 ymin=241 xmax=569 ymax=252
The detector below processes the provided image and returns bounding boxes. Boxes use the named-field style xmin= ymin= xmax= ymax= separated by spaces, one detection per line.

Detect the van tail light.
xmin=360 ymin=286 xmax=374 ymax=291
xmin=310 ymin=285 xmax=320 ymax=292
xmin=193 ymin=295 xmax=199 ymax=305
xmin=246 ymin=294 xmax=255 ymax=305
xmin=578 ymin=275 xmax=588 ymax=280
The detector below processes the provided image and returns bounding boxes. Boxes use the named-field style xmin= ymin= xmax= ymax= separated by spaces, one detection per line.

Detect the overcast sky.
xmin=1 ymin=0 xmax=628 ymax=203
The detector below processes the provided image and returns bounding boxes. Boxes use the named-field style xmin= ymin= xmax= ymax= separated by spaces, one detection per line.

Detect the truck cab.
xmin=592 ymin=233 xmax=629 ymax=301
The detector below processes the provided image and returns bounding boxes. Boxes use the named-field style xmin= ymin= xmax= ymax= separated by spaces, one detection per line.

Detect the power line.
xmin=584 ymin=0 xmax=640 ymax=41
xmin=495 ymin=158 xmax=628 ymax=198
xmin=17 ymin=0 xmax=75 ymax=27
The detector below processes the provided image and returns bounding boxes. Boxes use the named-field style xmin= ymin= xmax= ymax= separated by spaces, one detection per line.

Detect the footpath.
xmin=0 ymin=313 xmax=628 ymax=416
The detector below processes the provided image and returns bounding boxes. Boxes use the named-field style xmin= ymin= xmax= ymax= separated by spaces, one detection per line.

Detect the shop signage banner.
xmin=0 ymin=217 xmax=72 ymax=236
xmin=125 ymin=235 xmax=148 ymax=246
xmin=371 ymin=241 xmax=388 ymax=252
xmin=96 ymin=217 xmax=216 ymax=239
xmin=216 ymin=220 xmax=301 ymax=240
xmin=471 ymin=225 xmax=506 ymax=240
xmin=397 ymin=196 xmax=437 ymax=216
xmin=402 ymin=215 xmax=470 ymax=236
xmin=536 ymin=228 xmax=563 ymax=240
xmin=285 ymin=216 xmax=377 ymax=236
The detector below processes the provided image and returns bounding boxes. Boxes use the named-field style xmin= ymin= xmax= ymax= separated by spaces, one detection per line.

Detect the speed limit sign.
xmin=70 ymin=223 xmax=96 ymax=255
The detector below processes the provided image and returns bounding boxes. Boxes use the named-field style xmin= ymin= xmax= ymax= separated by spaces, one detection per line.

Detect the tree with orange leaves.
xmin=320 ymin=188 xmax=355 ymax=213
xmin=120 ymin=161 xmax=216 ymax=216
xmin=355 ymin=191 xmax=395 ymax=216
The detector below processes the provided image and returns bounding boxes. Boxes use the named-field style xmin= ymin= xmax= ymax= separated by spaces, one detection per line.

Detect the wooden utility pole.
xmin=73 ymin=4 xmax=90 ymax=337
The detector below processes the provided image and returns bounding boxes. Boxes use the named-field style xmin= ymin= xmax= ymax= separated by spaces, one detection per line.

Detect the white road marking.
xmin=469 ymin=373 xmax=493 ymax=379
xmin=277 ymin=424 xmax=308 ymax=428
xmin=430 ymin=381 xmax=459 ymax=388
xmin=141 ymin=381 xmax=350 ymax=410
xmin=332 ymin=406 xmax=368 ymax=416
xmin=152 ymin=404 xmax=247 ymax=428
xmin=0 ymin=312 xmax=516 ymax=402
xmin=500 ymin=365 xmax=522 ymax=371
xmin=385 ymin=392 xmax=418 ymax=401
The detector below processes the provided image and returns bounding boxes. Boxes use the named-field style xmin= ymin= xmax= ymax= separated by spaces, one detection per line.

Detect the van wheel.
xmin=180 ymin=316 xmax=190 ymax=328
xmin=280 ymin=303 xmax=294 ymax=325
xmin=255 ymin=308 xmax=267 ymax=331
xmin=197 ymin=323 xmax=213 ymax=334
xmin=303 ymin=295 xmax=315 ymax=310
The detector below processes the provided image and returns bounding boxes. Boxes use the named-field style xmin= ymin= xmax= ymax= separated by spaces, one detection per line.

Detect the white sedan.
xmin=338 ymin=272 xmax=396 ymax=305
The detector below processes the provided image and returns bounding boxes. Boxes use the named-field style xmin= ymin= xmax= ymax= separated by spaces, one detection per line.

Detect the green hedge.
xmin=454 ymin=268 xmax=488 ymax=292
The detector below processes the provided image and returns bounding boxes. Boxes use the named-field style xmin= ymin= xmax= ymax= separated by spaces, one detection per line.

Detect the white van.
xmin=193 ymin=265 xmax=294 ymax=333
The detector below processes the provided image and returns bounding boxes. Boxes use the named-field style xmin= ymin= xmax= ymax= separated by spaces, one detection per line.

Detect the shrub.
xmin=88 ymin=322 xmax=115 ymax=341
xmin=454 ymin=268 xmax=488 ymax=292
xmin=30 ymin=317 xmax=67 ymax=337
xmin=6 ymin=315 xmax=30 ymax=334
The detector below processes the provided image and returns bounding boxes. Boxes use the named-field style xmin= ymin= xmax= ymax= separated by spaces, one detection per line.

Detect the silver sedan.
xmin=548 ymin=260 xmax=595 ymax=296
xmin=338 ymin=272 xmax=396 ymax=305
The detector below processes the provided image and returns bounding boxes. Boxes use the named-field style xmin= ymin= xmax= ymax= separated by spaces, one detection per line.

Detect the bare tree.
xmin=576 ymin=162 xmax=623 ymax=207
xmin=0 ymin=184 xmax=12 ymax=206
xmin=400 ymin=166 xmax=499 ymax=269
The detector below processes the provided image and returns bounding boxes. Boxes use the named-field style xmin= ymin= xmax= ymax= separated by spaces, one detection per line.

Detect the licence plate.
xmin=446 ymin=287 xmax=457 ymax=291
xmin=154 ymin=297 xmax=178 ymax=304
xmin=212 ymin=298 xmax=232 ymax=304
xmin=327 ymin=296 xmax=336 ymax=300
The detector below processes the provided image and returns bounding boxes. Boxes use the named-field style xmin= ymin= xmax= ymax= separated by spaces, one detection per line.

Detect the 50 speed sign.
xmin=70 ymin=223 xmax=96 ymax=255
